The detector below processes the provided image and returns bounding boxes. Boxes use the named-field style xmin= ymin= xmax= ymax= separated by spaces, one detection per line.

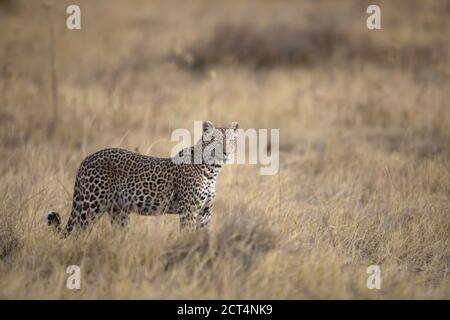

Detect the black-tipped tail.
xmin=46 ymin=211 xmax=61 ymax=232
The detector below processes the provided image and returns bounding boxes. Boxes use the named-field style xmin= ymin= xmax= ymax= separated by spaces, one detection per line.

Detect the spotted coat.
xmin=47 ymin=121 xmax=239 ymax=236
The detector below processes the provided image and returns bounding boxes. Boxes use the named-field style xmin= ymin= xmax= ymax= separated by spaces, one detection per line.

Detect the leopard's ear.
xmin=203 ymin=121 xmax=214 ymax=133
xmin=230 ymin=121 xmax=239 ymax=131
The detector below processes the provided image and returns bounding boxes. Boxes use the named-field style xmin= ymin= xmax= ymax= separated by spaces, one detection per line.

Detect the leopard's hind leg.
xmin=108 ymin=204 xmax=131 ymax=228
xmin=47 ymin=177 xmax=108 ymax=237
xmin=107 ymin=189 xmax=131 ymax=228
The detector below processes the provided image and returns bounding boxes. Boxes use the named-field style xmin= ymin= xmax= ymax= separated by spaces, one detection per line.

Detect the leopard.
xmin=46 ymin=121 xmax=239 ymax=236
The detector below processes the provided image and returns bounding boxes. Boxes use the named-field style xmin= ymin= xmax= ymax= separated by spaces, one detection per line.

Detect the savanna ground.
xmin=0 ymin=0 xmax=449 ymax=299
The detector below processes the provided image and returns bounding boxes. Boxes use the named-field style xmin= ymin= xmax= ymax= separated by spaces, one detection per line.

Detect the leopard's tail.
xmin=46 ymin=211 xmax=62 ymax=233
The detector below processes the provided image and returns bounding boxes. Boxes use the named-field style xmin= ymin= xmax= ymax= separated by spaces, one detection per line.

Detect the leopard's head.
xmin=202 ymin=121 xmax=239 ymax=164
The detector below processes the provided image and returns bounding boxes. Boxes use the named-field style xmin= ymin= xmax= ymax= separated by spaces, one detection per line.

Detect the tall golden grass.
xmin=0 ymin=0 xmax=449 ymax=299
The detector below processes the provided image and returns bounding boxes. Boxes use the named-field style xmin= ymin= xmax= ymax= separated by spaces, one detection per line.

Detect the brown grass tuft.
xmin=0 ymin=209 xmax=20 ymax=260
xmin=164 ymin=211 xmax=275 ymax=272
xmin=172 ymin=22 xmax=448 ymax=71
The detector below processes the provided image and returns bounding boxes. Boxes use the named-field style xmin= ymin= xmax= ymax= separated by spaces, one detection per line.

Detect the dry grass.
xmin=172 ymin=22 xmax=448 ymax=71
xmin=0 ymin=0 xmax=449 ymax=299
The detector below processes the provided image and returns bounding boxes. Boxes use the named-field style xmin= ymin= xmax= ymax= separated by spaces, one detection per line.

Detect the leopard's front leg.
xmin=179 ymin=212 xmax=197 ymax=230
xmin=198 ymin=195 xmax=215 ymax=228
xmin=178 ymin=198 xmax=201 ymax=231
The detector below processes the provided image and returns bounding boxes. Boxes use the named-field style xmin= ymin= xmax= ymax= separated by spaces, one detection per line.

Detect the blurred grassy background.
xmin=0 ymin=0 xmax=449 ymax=298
